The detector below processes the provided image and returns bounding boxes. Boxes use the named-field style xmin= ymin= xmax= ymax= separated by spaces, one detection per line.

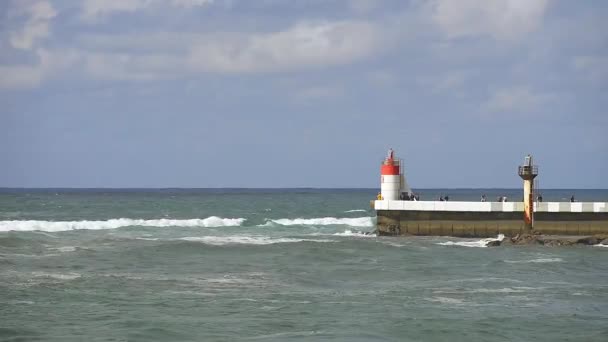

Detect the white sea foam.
xmin=48 ymin=246 xmax=78 ymax=253
xmin=0 ymin=217 xmax=246 ymax=232
xmin=593 ymin=243 xmax=608 ymax=248
xmin=179 ymin=236 xmax=331 ymax=246
xmin=270 ymin=217 xmax=374 ymax=227
xmin=437 ymin=234 xmax=504 ymax=248
xmin=505 ymin=258 xmax=563 ymax=264
xmin=428 ymin=296 xmax=465 ymax=304
xmin=433 ymin=287 xmax=538 ymax=294
xmin=344 ymin=209 xmax=367 ymax=213
xmin=333 ymin=229 xmax=375 ymax=237
xmin=31 ymin=272 xmax=81 ymax=280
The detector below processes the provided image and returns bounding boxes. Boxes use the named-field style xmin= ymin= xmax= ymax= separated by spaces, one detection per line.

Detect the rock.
xmin=576 ymin=236 xmax=598 ymax=245
xmin=593 ymin=234 xmax=608 ymax=244
xmin=542 ymin=238 xmax=577 ymax=247
xmin=486 ymin=240 xmax=502 ymax=247
xmin=510 ymin=234 xmax=543 ymax=245
xmin=500 ymin=238 xmax=513 ymax=246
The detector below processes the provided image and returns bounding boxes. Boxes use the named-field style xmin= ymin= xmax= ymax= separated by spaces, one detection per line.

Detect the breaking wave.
xmin=270 ymin=217 xmax=374 ymax=227
xmin=179 ymin=236 xmax=331 ymax=246
xmin=344 ymin=209 xmax=367 ymax=213
xmin=437 ymin=234 xmax=505 ymax=248
xmin=333 ymin=229 xmax=375 ymax=237
xmin=593 ymin=244 xmax=608 ymax=248
xmin=504 ymin=258 xmax=563 ymax=264
xmin=0 ymin=217 xmax=246 ymax=232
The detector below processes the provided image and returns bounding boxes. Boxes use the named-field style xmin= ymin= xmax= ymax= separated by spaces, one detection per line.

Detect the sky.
xmin=1 ymin=0 xmax=607 ymax=188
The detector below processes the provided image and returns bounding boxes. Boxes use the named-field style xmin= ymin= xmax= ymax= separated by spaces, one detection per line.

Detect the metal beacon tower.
xmin=518 ymin=154 xmax=539 ymax=230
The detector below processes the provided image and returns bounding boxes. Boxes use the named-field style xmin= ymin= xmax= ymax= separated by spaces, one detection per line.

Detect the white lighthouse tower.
xmin=380 ymin=148 xmax=411 ymax=200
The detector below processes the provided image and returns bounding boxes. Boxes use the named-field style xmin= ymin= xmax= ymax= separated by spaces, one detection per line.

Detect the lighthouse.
xmin=518 ymin=154 xmax=538 ymax=230
xmin=380 ymin=148 xmax=410 ymax=200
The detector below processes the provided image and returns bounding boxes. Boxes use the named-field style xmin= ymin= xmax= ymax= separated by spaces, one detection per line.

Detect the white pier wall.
xmin=375 ymin=201 xmax=608 ymax=213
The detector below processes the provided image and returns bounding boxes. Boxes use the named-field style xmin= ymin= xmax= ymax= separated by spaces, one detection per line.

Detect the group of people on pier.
xmin=400 ymin=192 xmax=419 ymax=201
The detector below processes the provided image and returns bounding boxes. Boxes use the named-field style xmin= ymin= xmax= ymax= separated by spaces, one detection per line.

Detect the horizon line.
xmin=1 ymin=187 xmax=607 ymax=190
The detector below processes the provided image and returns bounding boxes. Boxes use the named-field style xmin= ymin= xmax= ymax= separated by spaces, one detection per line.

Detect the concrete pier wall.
xmin=375 ymin=200 xmax=608 ymax=237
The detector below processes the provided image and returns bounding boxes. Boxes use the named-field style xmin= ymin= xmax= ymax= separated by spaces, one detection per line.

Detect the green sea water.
xmin=1 ymin=189 xmax=607 ymax=341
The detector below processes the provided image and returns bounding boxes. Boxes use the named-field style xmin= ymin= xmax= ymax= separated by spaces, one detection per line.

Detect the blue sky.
xmin=1 ymin=0 xmax=607 ymax=188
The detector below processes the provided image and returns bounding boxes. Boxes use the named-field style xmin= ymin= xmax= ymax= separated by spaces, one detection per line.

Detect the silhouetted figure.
xmin=444 ymin=195 xmax=449 ymax=201
xmin=537 ymin=194 xmax=543 ymax=202
xmin=571 ymin=195 xmax=575 ymax=202
xmin=481 ymin=194 xmax=487 ymax=202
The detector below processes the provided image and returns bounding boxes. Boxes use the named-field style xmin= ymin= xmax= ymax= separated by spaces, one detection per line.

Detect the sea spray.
xmin=437 ymin=234 xmax=505 ymax=248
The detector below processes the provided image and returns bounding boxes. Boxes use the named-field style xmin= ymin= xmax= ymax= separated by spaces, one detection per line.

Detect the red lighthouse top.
xmin=381 ymin=148 xmax=400 ymax=175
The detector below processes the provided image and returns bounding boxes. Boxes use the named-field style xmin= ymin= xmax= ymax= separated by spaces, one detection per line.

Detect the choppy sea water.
xmin=1 ymin=189 xmax=607 ymax=341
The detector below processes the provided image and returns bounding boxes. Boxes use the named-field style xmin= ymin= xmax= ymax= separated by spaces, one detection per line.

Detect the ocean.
xmin=1 ymin=189 xmax=607 ymax=341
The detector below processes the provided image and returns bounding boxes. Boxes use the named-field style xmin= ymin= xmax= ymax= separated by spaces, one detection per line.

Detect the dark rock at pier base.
xmin=488 ymin=233 xmax=608 ymax=247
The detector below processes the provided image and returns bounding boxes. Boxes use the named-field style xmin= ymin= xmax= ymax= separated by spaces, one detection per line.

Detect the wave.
xmin=333 ymin=229 xmax=375 ymax=237
xmin=0 ymin=217 xmax=246 ymax=232
xmin=344 ymin=209 xmax=367 ymax=213
xmin=433 ymin=287 xmax=539 ymax=294
xmin=179 ymin=236 xmax=331 ymax=246
xmin=437 ymin=234 xmax=504 ymax=248
xmin=504 ymin=258 xmax=563 ymax=264
xmin=593 ymin=244 xmax=608 ymax=248
xmin=269 ymin=217 xmax=374 ymax=227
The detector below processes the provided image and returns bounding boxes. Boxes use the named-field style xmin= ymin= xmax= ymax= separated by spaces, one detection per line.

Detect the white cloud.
xmin=171 ymin=0 xmax=215 ymax=8
xmin=0 ymin=49 xmax=79 ymax=89
xmin=431 ymin=0 xmax=550 ymax=40
xmin=1 ymin=18 xmax=383 ymax=87
xmin=81 ymin=0 xmax=154 ymax=20
xmin=81 ymin=0 xmax=214 ymax=20
xmin=73 ymin=20 xmax=382 ymax=80
xmin=482 ymin=86 xmax=554 ymax=113
xmin=9 ymin=0 xmax=57 ymax=49
xmin=188 ymin=21 xmax=381 ymax=73
xmin=82 ymin=51 xmax=182 ymax=81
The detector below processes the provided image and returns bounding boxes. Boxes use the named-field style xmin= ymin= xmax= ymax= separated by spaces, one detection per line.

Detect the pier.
xmin=373 ymin=150 xmax=608 ymax=237
xmin=375 ymin=200 xmax=608 ymax=237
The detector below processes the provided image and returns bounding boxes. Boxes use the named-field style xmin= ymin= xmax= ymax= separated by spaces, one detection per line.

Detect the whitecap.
xmin=179 ymin=236 xmax=331 ymax=246
xmin=333 ymin=229 xmax=375 ymax=237
xmin=48 ymin=246 xmax=77 ymax=253
xmin=593 ymin=244 xmax=608 ymax=248
xmin=427 ymin=296 xmax=464 ymax=304
xmin=433 ymin=287 xmax=534 ymax=294
xmin=344 ymin=209 xmax=367 ymax=213
xmin=437 ymin=234 xmax=504 ymax=248
xmin=270 ymin=217 xmax=374 ymax=227
xmin=0 ymin=217 xmax=246 ymax=232
xmin=31 ymin=272 xmax=81 ymax=280
xmin=504 ymin=258 xmax=563 ymax=264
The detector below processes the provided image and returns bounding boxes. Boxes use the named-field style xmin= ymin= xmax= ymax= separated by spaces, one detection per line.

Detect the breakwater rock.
xmin=490 ymin=232 xmax=608 ymax=247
